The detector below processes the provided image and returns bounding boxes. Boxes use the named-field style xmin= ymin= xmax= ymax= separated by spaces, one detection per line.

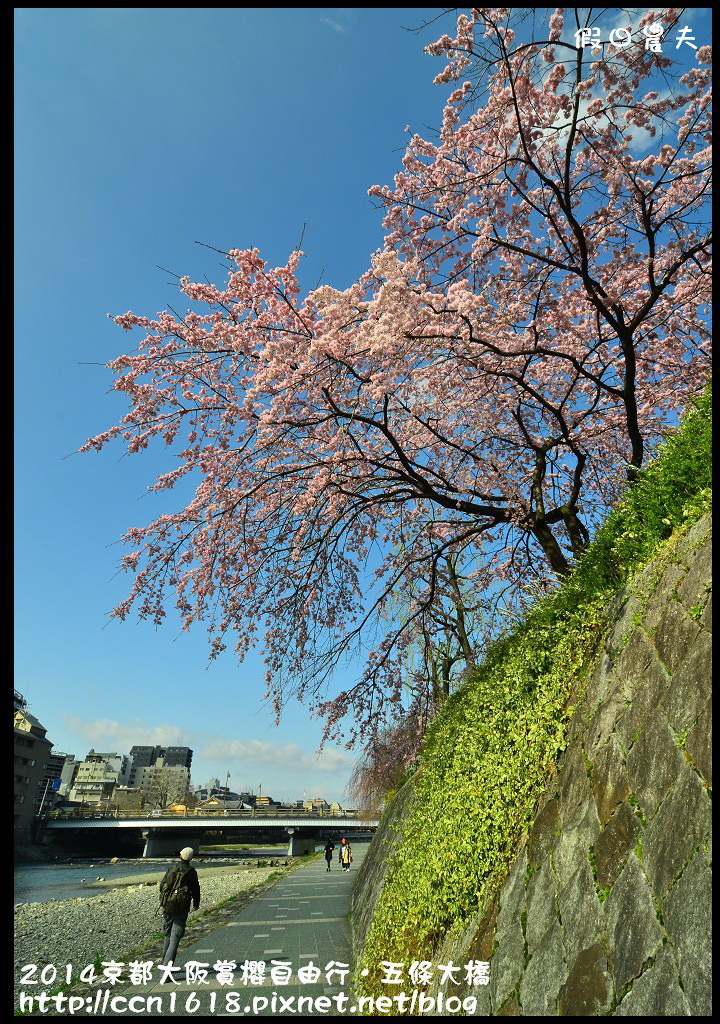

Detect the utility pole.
xmin=37 ymin=777 xmax=53 ymax=817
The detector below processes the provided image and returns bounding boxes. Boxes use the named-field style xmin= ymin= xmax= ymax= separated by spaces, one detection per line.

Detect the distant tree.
xmin=83 ymin=8 xmax=711 ymax=746
xmin=347 ymin=704 xmax=431 ymax=814
xmin=143 ymin=766 xmax=189 ymax=809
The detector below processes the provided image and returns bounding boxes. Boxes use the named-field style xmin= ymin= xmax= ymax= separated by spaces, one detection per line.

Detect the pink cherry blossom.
xmin=83 ymin=9 xmax=711 ymax=749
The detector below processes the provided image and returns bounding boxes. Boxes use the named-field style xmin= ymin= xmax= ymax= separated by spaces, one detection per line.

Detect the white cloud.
xmin=320 ymin=9 xmax=354 ymax=35
xmin=61 ymin=713 xmax=352 ymax=776
xmin=202 ymin=737 xmax=352 ymax=773
xmin=62 ymin=714 xmax=185 ymax=750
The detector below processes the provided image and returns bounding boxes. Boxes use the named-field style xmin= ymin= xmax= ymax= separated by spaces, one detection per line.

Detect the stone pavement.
xmin=105 ymin=844 xmax=367 ymax=1016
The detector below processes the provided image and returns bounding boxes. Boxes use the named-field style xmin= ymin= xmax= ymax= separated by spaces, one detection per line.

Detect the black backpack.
xmin=159 ymin=862 xmax=192 ymax=916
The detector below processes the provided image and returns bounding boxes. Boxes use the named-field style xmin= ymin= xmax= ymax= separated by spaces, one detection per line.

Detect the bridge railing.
xmin=44 ymin=807 xmax=362 ymax=821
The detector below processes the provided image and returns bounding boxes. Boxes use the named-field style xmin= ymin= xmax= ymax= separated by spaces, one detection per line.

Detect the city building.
xmin=303 ymin=797 xmax=329 ymax=812
xmin=128 ymin=745 xmax=164 ymax=785
xmin=59 ymin=754 xmax=79 ymax=797
xmin=128 ymin=745 xmax=192 ymax=785
xmin=41 ymin=750 xmax=76 ymax=811
xmin=68 ymin=750 xmax=130 ymax=806
xmin=134 ymin=763 xmax=191 ymax=808
xmin=197 ymin=794 xmax=253 ymax=812
xmin=162 ymin=746 xmax=193 ymax=769
xmin=254 ymin=794 xmax=277 ymax=808
xmin=14 ymin=694 xmax=54 ymax=840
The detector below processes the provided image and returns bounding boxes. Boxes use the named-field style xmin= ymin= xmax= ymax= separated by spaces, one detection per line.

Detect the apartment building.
xmin=68 ymin=750 xmax=131 ymax=806
xmin=14 ymin=695 xmax=53 ymax=840
xmin=128 ymin=745 xmax=193 ymax=785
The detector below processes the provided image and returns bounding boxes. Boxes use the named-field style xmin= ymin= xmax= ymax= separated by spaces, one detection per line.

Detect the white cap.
xmin=179 ymin=847 xmax=194 ymax=861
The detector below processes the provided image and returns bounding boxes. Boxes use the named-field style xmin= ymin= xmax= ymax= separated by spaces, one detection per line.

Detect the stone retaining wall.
xmin=354 ymin=513 xmax=712 ymax=1016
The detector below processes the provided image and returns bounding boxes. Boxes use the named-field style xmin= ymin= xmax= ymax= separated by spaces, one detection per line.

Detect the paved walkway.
xmin=111 ymin=845 xmax=367 ymax=1016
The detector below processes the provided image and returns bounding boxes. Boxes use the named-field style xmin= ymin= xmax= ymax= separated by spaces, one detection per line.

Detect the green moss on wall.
xmin=356 ymin=384 xmax=711 ymax=997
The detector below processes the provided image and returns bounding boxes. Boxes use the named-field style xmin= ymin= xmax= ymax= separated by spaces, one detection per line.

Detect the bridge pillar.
xmin=286 ymin=833 xmax=317 ymax=857
xmin=142 ymin=832 xmax=200 ymax=858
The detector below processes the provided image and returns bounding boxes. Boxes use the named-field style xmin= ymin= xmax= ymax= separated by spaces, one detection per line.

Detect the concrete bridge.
xmin=42 ymin=811 xmax=378 ymax=857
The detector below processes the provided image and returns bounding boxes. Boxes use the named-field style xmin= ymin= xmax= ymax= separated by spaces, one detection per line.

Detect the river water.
xmin=13 ymin=860 xmax=169 ymax=905
xmin=14 ymin=848 xmax=296 ymax=905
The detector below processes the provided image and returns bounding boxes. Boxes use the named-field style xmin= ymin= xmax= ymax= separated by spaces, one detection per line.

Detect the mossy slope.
xmin=355 ymin=384 xmax=711 ymax=993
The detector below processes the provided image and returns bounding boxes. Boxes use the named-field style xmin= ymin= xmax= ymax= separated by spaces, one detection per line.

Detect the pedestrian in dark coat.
xmin=323 ymin=841 xmax=335 ymax=872
xmin=159 ymin=847 xmax=200 ymax=966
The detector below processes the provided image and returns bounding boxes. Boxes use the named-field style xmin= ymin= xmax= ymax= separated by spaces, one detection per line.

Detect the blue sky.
xmin=14 ymin=8 xmax=711 ymax=803
xmin=14 ymin=7 xmax=457 ymax=803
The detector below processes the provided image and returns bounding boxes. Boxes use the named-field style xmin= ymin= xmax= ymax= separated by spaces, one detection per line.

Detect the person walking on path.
xmin=340 ymin=839 xmax=353 ymax=872
xmin=323 ymin=840 xmax=335 ymax=872
xmin=159 ymin=846 xmax=200 ymax=967
xmin=118 ymin=841 xmax=368 ymax=1007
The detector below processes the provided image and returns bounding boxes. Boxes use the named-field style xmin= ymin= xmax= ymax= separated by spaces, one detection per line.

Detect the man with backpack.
xmin=158 ymin=846 xmax=201 ymax=968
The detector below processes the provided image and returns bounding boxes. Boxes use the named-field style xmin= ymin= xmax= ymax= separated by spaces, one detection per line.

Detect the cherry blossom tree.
xmin=347 ymin=704 xmax=431 ymax=814
xmin=83 ymin=8 xmax=711 ymax=747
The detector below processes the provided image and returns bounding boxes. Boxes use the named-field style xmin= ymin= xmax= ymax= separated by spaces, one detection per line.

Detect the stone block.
xmin=650 ymin=599 xmax=702 ymax=674
xmin=594 ymin=802 xmax=642 ymax=890
xmin=551 ymin=800 xmax=600 ymax=891
xmin=613 ymin=646 xmax=671 ymax=751
xmin=557 ymin=857 xmax=605 ymax=962
xmin=605 ymin=592 xmax=643 ymax=660
xmin=557 ymin=747 xmax=593 ymax=828
xmin=663 ymin=848 xmax=712 ymax=1015
xmin=643 ymin=769 xmax=712 ymax=896
xmin=590 ymin=734 xmax=631 ymax=825
xmin=684 ymin=698 xmax=712 ymax=784
xmin=489 ymin=935 xmax=525 ymax=1014
xmin=452 ymin=903 xmax=496 ymax=1017
xmin=603 ymin=853 xmax=663 ymax=995
xmin=625 ymin=709 xmax=686 ymax=820
xmin=675 ymin=534 xmax=712 ymax=611
xmin=465 ymin=899 xmax=498 ymax=965
xmin=700 ymin=589 xmax=712 ymax=632
xmin=497 ymin=849 xmax=527 ymax=928
xmin=557 ymin=942 xmax=613 ymax=1016
xmin=423 ymin=903 xmax=495 ymax=1015
xmin=565 ymin=701 xmax=591 ymax=750
xmin=467 ymin=980 xmax=492 ymax=1016
xmin=672 ymin=513 xmax=711 ymax=563
xmin=658 ymin=629 xmax=712 ymax=733
xmin=583 ymin=652 xmax=618 ymax=711
xmin=614 ymin=945 xmax=690 ymax=1016
xmin=495 ymin=996 xmax=520 ymax=1015
xmin=518 ymin=930 xmax=567 ymax=1016
xmin=525 ymin=859 xmax=559 ymax=952
xmin=585 ymin=692 xmax=631 ymax=759
xmin=526 ymin=796 xmax=559 ymax=868
xmin=642 ymin=562 xmax=688 ymax=635
xmin=489 ymin=851 xmax=527 ymax=1010
xmin=613 ymin=628 xmax=655 ymax=691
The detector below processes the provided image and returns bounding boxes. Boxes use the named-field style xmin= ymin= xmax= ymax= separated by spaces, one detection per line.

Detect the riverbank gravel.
xmin=14 ymin=864 xmax=282 ymax=980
